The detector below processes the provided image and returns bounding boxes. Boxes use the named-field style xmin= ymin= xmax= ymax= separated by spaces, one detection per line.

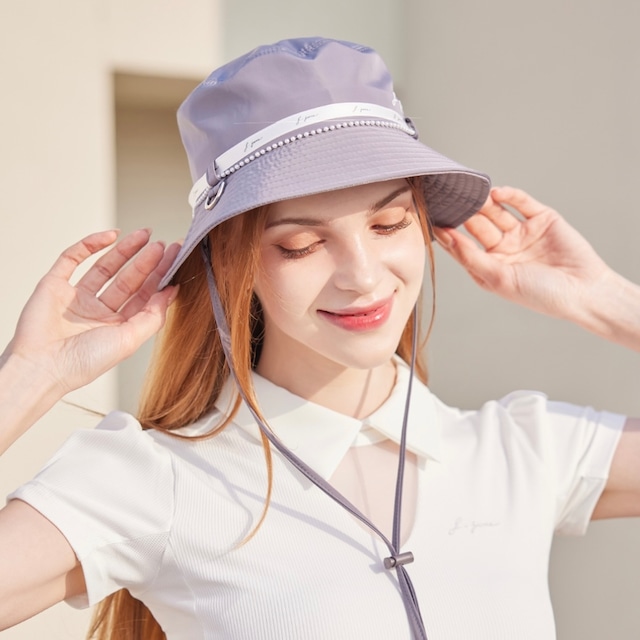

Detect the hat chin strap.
xmin=200 ymin=239 xmax=428 ymax=640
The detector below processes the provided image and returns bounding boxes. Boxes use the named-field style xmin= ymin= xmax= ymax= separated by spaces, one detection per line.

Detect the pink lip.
xmin=317 ymin=296 xmax=394 ymax=332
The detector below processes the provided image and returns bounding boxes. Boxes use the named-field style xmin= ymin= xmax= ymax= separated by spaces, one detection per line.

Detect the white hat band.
xmin=188 ymin=102 xmax=415 ymax=208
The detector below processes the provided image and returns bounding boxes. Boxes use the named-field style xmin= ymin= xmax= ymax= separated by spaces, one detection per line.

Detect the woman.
xmin=1 ymin=37 xmax=639 ymax=640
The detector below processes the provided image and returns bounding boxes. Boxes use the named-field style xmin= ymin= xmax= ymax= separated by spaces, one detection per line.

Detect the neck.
xmin=255 ymin=355 xmax=397 ymax=419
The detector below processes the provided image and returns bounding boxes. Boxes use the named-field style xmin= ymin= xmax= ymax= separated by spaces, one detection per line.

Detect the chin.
xmin=326 ymin=342 xmax=402 ymax=371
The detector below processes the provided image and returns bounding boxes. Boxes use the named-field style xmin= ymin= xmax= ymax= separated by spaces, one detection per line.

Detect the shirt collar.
xmin=214 ymin=357 xmax=441 ymax=481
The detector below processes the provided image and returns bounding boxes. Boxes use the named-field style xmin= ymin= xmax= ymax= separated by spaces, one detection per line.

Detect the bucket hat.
xmin=160 ymin=36 xmax=490 ymax=287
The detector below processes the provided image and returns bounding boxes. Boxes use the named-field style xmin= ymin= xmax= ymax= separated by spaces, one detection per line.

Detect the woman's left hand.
xmin=433 ymin=186 xmax=612 ymax=322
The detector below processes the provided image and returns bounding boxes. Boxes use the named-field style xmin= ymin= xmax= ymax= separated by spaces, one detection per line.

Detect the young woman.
xmin=1 ymin=37 xmax=640 ymax=640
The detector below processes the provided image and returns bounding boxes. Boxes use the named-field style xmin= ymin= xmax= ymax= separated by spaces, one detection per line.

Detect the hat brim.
xmin=160 ymin=125 xmax=490 ymax=287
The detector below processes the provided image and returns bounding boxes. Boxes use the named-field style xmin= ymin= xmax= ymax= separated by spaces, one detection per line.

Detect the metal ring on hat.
xmin=204 ymin=180 xmax=226 ymax=210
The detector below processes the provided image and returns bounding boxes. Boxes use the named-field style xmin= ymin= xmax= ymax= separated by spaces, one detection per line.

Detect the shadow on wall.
xmin=115 ymin=72 xmax=199 ymax=414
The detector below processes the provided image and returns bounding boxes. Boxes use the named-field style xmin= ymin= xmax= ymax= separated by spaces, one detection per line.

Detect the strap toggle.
xmin=383 ymin=551 xmax=414 ymax=570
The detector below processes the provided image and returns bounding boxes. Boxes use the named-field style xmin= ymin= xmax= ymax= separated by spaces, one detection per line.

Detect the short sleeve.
xmin=498 ymin=391 xmax=626 ymax=536
xmin=7 ymin=411 xmax=175 ymax=608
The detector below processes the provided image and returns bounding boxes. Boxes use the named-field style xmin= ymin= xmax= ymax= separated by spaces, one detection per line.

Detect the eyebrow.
xmin=265 ymin=184 xmax=412 ymax=229
xmin=370 ymin=184 xmax=412 ymax=214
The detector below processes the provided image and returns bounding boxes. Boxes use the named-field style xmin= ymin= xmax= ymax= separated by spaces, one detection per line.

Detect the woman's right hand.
xmin=2 ymin=229 xmax=180 ymax=398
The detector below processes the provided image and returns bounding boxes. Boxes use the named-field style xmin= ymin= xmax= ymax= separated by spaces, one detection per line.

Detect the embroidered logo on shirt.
xmin=448 ymin=518 xmax=500 ymax=535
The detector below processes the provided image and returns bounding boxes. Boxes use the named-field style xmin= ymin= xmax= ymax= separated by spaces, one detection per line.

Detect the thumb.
xmin=117 ymin=285 xmax=179 ymax=358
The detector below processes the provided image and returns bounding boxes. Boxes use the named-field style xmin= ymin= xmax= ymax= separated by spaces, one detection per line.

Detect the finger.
xmin=48 ymin=230 xmax=120 ymax=282
xmin=463 ymin=214 xmax=504 ymax=250
xmin=75 ymin=228 xmax=152 ymax=295
xmin=477 ymin=193 xmax=520 ymax=232
xmin=98 ymin=241 xmax=166 ymax=312
xmin=490 ymin=186 xmax=551 ymax=219
xmin=119 ymin=242 xmax=181 ymax=318
xmin=434 ymin=228 xmax=502 ymax=290
xmin=87 ymin=285 xmax=180 ymax=374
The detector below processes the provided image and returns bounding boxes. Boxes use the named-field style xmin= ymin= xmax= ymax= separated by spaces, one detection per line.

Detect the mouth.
xmin=317 ymin=296 xmax=394 ymax=331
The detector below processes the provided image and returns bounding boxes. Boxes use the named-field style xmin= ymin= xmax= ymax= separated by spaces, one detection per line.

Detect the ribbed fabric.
xmin=9 ymin=372 xmax=625 ymax=639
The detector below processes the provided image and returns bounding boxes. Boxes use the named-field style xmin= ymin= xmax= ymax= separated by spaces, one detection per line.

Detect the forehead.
xmin=267 ymin=179 xmax=410 ymax=221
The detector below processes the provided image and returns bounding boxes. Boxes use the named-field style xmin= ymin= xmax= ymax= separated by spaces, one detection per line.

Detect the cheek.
xmin=412 ymin=242 xmax=428 ymax=281
xmin=254 ymin=255 xmax=327 ymax=320
xmin=390 ymin=230 xmax=427 ymax=288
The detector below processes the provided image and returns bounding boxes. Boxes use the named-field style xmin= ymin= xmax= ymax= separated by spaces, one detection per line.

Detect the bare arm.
xmin=0 ymin=229 xmax=179 ymax=627
xmin=434 ymin=186 xmax=640 ymax=353
xmin=0 ymin=229 xmax=179 ymax=454
xmin=593 ymin=418 xmax=640 ymax=519
xmin=0 ymin=500 xmax=86 ymax=630
xmin=434 ymin=187 xmax=640 ymax=518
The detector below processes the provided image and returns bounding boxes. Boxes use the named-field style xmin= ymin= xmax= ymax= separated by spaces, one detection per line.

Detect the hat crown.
xmin=177 ymin=38 xmax=404 ymax=182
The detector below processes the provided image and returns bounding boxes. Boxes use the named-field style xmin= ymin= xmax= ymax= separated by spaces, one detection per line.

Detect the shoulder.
xmin=431 ymin=388 xmax=625 ymax=462
xmin=47 ymin=410 xmax=174 ymax=468
xmin=13 ymin=411 xmax=178 ymax=514
xmin=432 ymin=388 xmax=623 ymax=429
xmin=9 ymin=411 xmax=179 ymax=576
xmin=58 ymin=409 xmax=234 ymax=458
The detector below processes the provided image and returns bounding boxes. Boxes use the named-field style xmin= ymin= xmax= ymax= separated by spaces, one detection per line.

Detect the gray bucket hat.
xmin=160 ymin=37 xmax=490 ymax=287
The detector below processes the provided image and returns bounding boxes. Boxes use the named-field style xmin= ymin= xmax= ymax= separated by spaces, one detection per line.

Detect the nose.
xmin=331 ymin=234 xmax=384 ymax=294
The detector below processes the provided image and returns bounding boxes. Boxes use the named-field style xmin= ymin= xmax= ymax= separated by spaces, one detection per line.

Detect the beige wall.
xmin=114 ymin=94 xmax=198 ymax=413
xmin=0 ymin=0 xmax=114 ymax=632
xmin=0 ymin=1 xmax=219 ymax=638
xmin=1 ymin=1 xmax=639 ymax=638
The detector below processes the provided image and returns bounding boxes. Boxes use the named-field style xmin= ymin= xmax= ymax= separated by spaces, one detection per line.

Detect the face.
xmin=253 ymin=179 xmax=427 ymax=378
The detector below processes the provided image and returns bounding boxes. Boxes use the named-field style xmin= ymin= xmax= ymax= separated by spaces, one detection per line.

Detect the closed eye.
xmin=277 ymin=240 xmax=324 ymax=259
xmin=373 ymin=216 xmax=413 ymax=235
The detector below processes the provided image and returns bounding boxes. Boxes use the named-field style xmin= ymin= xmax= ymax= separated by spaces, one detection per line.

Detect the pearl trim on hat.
xmin=220 ymin=118 xmax=414 ymax=179
xmin=188 ymin=102 xmax=416 ymax=209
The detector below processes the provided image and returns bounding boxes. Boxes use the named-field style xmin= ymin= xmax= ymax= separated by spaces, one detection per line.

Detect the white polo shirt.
xmin=10 ymin=361 xmax=625 ymax=639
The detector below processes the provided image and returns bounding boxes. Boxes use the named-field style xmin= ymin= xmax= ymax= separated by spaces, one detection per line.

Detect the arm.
xmin=0 ymin=229 xmax=179 ymax=627
xmin=593 ymin=418 xmax=640 ymax=519
xmin=434 ymin=186 xmax=640 ymax=518
xmin=0 ymin=500 xmax=86 ymax=630
xmin=0 ymin=228 xmax=179 ymax=454
xmin=433 ymin=186 xmax=640 ymax=352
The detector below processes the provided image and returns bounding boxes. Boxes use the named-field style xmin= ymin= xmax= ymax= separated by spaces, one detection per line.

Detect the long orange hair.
xmin=87 ymin=177 xmax=436 ymax=640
